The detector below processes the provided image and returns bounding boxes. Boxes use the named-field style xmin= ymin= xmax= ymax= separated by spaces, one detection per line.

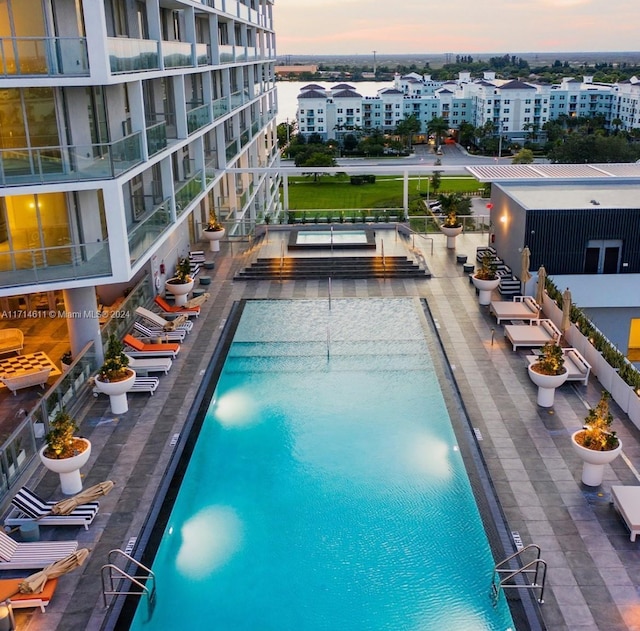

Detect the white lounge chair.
xmin=0 ymin=530 xmax=78 ymax=569
xmin=490 ymin=296 xmax=541 ymax=324
xmin=525 ymin=348 xmax=591 ymax=386
xmin=123 ymin=335 xmax=180 ymax=359
xmin=133 ymin=321 xmax=186 ymax=343
xmin=125 ymin=354 xmax=172 ymax=375
xmin=4 ymin=487 xmax=99 ymax=531
xmin=610 ymin=486 xmax=640 ymax=541
xmin=135 ymin=307 xmax=193 ymax=333
xmin=503 ymin=319 xmax=562 ymax=351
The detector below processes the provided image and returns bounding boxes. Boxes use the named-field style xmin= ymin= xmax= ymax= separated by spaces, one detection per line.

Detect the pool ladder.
xmin=101 ymin=549 xmax=157 ymax=618
xmin=492 ymin=543 xmax=547 ymax=605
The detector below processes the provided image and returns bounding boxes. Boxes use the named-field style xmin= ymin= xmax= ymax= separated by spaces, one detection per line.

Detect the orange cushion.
xmin=0 ymin=577 xmax=58 ymax=603
xmin=123 ymin=334 xmax=179 ymax=353
xmin=154 ymin=296 xmax=200 ymax=313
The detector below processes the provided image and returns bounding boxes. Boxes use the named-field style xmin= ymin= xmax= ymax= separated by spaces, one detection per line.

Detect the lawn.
xmin=284 ymin=174 xmax=482 ymax=210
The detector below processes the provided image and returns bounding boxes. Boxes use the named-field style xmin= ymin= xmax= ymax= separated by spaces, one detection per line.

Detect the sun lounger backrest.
xmin=136 ymin=307 xmax=166 ymax=328
xmin=566 ymin=350 xmax=588 ymax=374
xmin=541 ymin=320 xmax=559 ymax=340
xmin=123 ymin=334 xmax=144 ymax=351
xmin=523 ymin=297 xmax=540 ymax=314
xmin=12 ymin=488 xmax=49 ymax=518
xmin=0 ymin=532 xmax=19 ymax=560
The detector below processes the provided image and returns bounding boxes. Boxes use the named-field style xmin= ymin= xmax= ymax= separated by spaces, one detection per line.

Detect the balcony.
xmin=225 ymin=139 xmax=239 ymax=162
xmin=0 ymin=37 xmax=88 ymax=76
xmin=212 ymin=95 xmax=230 ymax=119
xmin=108 ymin=37 xmax=159 ymax=73
xmin=128 ymin=198 xmax=172 ymax=265
xmin=0 ymin=241 xmax=111 ymax=288
xmin=162 ymin=41 xmax=192 ymax=69
xmin=146 ymin=121 xmax=168 ymax=157
xmin=187 ymin=103 xmax=212 ymax=135
xmin=196 ymin=43 xmax=210 ymax=66
xmin=175 ymin=172 xmax=204 ymax=216
xmin=219 ymin=44 xmax=235 ymax=64
xmin=0 ymin=132 xmax=143 ymax=186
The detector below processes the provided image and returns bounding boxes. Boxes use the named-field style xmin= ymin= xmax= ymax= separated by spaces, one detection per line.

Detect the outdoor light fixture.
xmin=500 ymin=215 xmax=507 ymax=223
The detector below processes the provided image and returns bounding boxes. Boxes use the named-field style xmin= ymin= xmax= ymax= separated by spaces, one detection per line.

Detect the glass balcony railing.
xmin=225 ymin=139 xmax=239 ymax=161
xmin=212 ymin=95 xmax=230 ymax=119
xmin=146 ymin=121 xmax=167 ymax=157
xmin=162 ymin=40 xmax=192 ymax=68
xmin=0 ymin=36 xmax=89 ymax=76
xmin=240 ymin=128 xmax=250 ymax=147
xmin=0 ymin=131 xmax=143 ymax=186
xmin=0 ymin=241 xmax=112 ymax=288
xmin=187 ymin=103 xmax=212 ymax=134
xmin=108 ymin=37 xmax=159 ymax=73
xmin=196 ymin=43 xmax=209 ymax=66
xmin=129 ymin=198 xmax=172 ymax=265
xmin=175 ymin=171 xmax=204 ymax=216
xmin=230 ymin=90 xmax=247 ymax=110
xmin=219 ymin=44 xmax=235 ymax=64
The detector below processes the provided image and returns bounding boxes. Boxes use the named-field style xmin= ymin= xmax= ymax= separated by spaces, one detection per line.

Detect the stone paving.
xmin=13 ymin=229 xmax=640 ymax=631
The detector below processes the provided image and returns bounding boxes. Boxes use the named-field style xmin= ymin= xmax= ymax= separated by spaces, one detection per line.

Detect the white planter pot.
xmin=440 ymin=225 xmax=463 ymax=249
xmin=165 ymin=279 xmax=194 ymax=306
xmin=39 ymin=438 xmax=92 ymax=495
xmin=471 ymin=275 xmax=501 ymax=306
xmin=202 ymin=227 xmax=225 ymax=252
xmin=527 ymin=364 xmax=569 ymax=407
xmin=570 ymin=430 xmax=622 ymax=486
xmin=94 ymin=370 xmax=136 ymax=415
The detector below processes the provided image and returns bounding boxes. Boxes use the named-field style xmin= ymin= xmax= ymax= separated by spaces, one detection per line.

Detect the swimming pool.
xmin=127 ymin=298 xmax=516 ymax=630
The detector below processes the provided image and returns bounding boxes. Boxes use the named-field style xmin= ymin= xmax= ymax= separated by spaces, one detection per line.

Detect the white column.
xmin=63 ymin=287 xmax=104 ymax=365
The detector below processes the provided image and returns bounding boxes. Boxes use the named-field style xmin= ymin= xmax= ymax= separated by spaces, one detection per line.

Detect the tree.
xmin=430 ymin=171 xmax=442 ymax=195
xmin=427 ymin=116 xmax=449 ymax=147
xmin=512 ymin=148 xmax=535 ymax=164
xmin=293 ymin=146 xmax=336 ymax=180
xmin=395 ymin=114 xmax=421 ymax=150
xmin=437 ymin=192 xmax=472 ymax=218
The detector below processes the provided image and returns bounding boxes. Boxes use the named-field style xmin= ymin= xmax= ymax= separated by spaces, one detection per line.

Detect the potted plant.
xmin=93 ymin=334 xmax=136 ymax=415
xmin=165 ymin=256 xmax=195 ymax=306
xmin=527 ymin=342 xmax=569 ymax=407
xmin=39 ymin=409 xmax=91 ymax=494
xmin=472 ymin=251 xmax=501 ymax=305
xmin=202 ymin=208 xmax=225 ymax=252
xmin=438 ymin=193 xmax=465 ymax=248
xmin=571 ymin=391 xmax=622 ymax=486
xmin=61 ymin=351 xmax=72 ymax=371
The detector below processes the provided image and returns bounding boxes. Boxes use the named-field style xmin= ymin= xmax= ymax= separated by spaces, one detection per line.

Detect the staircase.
xmin=235 ymin=255 xmax=428 ymax=280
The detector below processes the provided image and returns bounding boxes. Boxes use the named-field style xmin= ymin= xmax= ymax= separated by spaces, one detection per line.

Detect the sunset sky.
xmin=275 ymin=0 xmax=638 ymax=55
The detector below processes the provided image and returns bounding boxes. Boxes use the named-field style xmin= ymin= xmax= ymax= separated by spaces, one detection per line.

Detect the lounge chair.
xmin=490 ymin=296 xmax=541 ymax=324
xmin=610 ymin=486 xmax=640 ymax=541
xmin=0 ymin=577 xmax=58 ymax=612
xmin=135 ymin=307 xmax=193 ymax=333
xmin=154 ymin=296 xmax=200 ymax=318
xmin=133 ymin=321 xmax=186 ymax=343
xmin=125 ymin=354 xmax=172 ymax=375
xmin=503 ymin=319 xmax=561 ymax=351
xmin=0 ymin=531 xmax=78 ymax=569
xmin=525 ymin=348 xmax=591 ymax=386
xmin=4 ymin=487 xmax=99 ymax=531
xmin=123 ymin=334 xmax=180 ymax=359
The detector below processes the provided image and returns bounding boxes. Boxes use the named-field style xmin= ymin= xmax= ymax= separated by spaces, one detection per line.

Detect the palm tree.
xmin=427 ymin=116 xmax=449 ymax=148
xmin=395 ymin=114 xmax=421 ymax=151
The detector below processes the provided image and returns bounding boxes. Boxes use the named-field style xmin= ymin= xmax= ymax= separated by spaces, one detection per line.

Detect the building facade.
xmin=296 ymin=72 xmax=640 ymax=142
xmin=0 ymin=0 xmax=279 ymax=355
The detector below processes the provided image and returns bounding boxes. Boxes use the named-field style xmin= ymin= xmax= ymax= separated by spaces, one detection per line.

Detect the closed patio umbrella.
xmin=520 ymin=246 xmax=532 ymax=292
xmin=184 ymin=292 xmax=210 ymax=309
xmin=19 ymin=548 xmax=89 ymax=594
xmin=561 ymin=287 xmax=572 ymax=333
xmin=163 ymin=314 xmax=189 ymax=331
xmin=51 ymin=480 xmax=115 ymax=516
xmin=536 ymin=266 xmax=546 ymax=307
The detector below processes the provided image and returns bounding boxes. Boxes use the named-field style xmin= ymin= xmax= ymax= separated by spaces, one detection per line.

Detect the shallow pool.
xmin=129 ymin=298 xmax=515 ymax=630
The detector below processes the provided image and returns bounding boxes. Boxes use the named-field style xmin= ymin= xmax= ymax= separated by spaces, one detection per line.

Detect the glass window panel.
xmin=11 ymin=0 xmax=44 ymax=36
xmin=0 ymin=88 xmax=26 ymax=147
xmin=24 ymin=87 xmax=59 ymax=147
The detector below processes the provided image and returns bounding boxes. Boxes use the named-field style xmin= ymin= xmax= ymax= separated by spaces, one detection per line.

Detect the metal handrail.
xmin=101 ymin=549 xmax=156 ymax=608
xmin=493 ymin=543 xmax=547 ymax=604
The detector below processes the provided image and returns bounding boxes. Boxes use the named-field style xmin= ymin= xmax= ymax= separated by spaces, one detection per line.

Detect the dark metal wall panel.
xmin=526 ymin=208 xmax=640 ymax=274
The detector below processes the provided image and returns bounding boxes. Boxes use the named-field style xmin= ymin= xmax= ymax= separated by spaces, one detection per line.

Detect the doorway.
xmin=584 ymin=239 xmax=622 ymax=274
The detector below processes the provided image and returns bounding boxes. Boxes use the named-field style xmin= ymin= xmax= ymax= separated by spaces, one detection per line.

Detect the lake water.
xmin=276 ymin=81 xmax=390 ymax=124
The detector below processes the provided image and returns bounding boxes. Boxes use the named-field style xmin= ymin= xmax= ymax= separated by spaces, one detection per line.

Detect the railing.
xmin=195 ymin=43 xmax=209 ymax=66
xmin=146 ymin=121 xmax=167 ymax=157
xmin=225 ymin=139 xmax=239 ymax=161
xmin=212 ymin=95 xmax=230 ymax=120
xmin=0 ymin=131 xmax=144 ymax=186
xmin=129 ymin=199 xmax=172 ymax=265
xmin=162 ymin=40 xmax=192 ymax=69
xmin=187 ymin=103 xmax=212 ymax=135
xmin=108 ymin=37 xmax=159 ymax=73
xmin=175 ymin=172 xmax=204 ymax=216
xmin=219 ymin=44 xmax=235 ymax=63
xmin=0 ymin=36 xmax=89 ymax=76
xmin=0 ymin=241 xmax=111 ymax=288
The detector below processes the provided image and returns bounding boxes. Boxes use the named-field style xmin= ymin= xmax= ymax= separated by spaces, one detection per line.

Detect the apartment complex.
xmin=0 ymin=0 xmax=279 ymax=356
xmin=296 ymin=72 xmax=640 ymax=141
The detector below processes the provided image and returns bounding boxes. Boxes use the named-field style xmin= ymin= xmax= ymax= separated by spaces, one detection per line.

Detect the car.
xmin=428 ymin=201 xmax=442 ymax=209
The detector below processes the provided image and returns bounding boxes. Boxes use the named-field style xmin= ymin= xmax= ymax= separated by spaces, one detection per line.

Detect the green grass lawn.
xmin=284 ymin=174 xmax=482 ymax=210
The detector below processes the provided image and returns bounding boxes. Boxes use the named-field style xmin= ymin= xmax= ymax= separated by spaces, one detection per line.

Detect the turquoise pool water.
xmin=129 ymin=298 xmax=515 ymax=630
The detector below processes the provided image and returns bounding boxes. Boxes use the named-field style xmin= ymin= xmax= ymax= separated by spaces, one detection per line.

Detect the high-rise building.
xmin=0 ymin=0 xmax=279 ymax=354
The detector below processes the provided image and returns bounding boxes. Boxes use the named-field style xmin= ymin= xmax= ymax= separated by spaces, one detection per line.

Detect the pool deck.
xmin=14 ymin=227 xmax=640 ymax=631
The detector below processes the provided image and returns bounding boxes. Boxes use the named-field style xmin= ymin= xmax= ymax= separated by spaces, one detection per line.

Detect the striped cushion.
xmin=0 ymin=532 xmax=19 ymax=561
xmin=12 ymin=488 xmax=98 ymax=523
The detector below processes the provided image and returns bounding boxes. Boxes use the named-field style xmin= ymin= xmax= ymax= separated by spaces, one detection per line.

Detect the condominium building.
xmin=296 ymin=72 xmax=640 ymax=142
xmin=0 ymin=0 xmax=279 ymax=357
